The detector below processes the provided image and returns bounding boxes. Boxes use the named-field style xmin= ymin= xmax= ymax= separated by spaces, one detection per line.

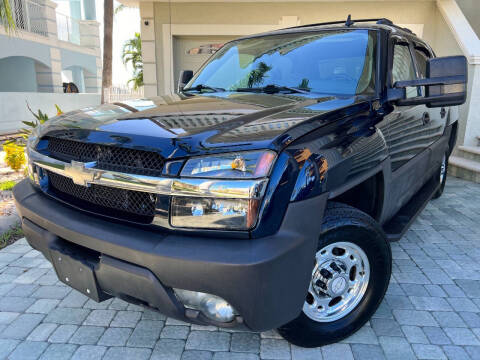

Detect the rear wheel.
xmin=277 ymin=203 xmax=391 ymax=348
xmin=432 ymin=153 xmax=448 ymax=199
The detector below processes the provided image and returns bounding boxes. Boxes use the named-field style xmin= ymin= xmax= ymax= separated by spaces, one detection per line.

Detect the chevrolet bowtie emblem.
xmin=64 ymin=161 xmax=98 ymax=187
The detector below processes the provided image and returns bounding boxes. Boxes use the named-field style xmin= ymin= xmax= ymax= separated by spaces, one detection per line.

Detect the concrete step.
xmin=448 ymin=155 xmax=480 ymax=183
xmin=458 ymin=145 xmax=480 ymax=162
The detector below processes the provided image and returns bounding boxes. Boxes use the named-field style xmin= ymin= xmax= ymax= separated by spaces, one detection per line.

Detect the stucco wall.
xmin=61 ymin=48 xmax=98 ymax=75
xmin=432 ymin=5 xmax=470 ymax=147
xmin=0 ymin=34 xmax=52 ymax=67
xmin=0 ymin=93 xmax=101 ymax=134
xmin=456 ymin=0 xmax=480 ymax=38
xmin=463 ymin=64 xmax=480 ymax=147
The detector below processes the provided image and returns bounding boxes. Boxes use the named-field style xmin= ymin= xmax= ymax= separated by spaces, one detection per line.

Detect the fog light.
xmin=174 ymin=289 xmax=237 ymax=323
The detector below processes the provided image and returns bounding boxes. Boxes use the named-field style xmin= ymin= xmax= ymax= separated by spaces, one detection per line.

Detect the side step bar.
xmin=383 ymin=176 xmax=440 ymax=242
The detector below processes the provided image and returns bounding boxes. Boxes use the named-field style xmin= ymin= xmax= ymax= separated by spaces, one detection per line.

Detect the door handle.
xmin=422 ymin=112 xmax=431 ymax=125
xmin=440 ymin=107 xmax=446 ymax=118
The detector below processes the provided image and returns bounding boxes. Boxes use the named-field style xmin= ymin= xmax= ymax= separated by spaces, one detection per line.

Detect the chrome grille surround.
xmin=30 ymin=149 xmax=268 ymax=200
xmin=28 ymin=148 xmax=269 ymax=225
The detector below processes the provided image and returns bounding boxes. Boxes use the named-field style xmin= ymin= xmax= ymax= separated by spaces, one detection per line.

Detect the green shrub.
xmin=0 ymin=180 xmax=16 ymax=191
xmin=3 ymin=103 xmax=63 ymax=172
xmin=3 ymin=142 xmax=25 ymax=171
xmin=0 ymin=223 xmax=24 ymax=249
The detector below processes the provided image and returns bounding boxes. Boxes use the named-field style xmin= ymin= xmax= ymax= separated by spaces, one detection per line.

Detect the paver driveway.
xmin=0 ymin=176 xmax=479 ymax=360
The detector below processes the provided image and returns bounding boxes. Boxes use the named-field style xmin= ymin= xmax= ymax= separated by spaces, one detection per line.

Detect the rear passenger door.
xmin=384 ymin=38 xmax=429 ymax=171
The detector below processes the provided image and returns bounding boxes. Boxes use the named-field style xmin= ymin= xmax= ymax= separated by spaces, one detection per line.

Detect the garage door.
xmin=173 ymin=36 xmax=237 ymax=87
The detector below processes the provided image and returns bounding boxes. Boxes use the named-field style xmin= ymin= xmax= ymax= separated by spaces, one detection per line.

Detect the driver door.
xmin=383 ymin=37 xmax=432 ymax=215
xmin=384 ymin=39 xmax=429 ymax=171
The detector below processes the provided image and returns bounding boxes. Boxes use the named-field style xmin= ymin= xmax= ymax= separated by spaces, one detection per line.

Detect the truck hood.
xmin=38 ymin=92 xmax=371 ymax=159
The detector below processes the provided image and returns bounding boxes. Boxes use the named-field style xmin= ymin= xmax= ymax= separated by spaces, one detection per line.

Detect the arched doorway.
xmin=62 ymin=65 xmax=86 ymax=93
xmin=0 ymin=56 xmax=54 ymax=92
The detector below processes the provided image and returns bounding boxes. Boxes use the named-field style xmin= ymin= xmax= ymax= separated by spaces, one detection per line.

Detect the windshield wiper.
xmin=235 ymin=84 xmax=310 ymax=94
xmin=182 ymin=84 xmax=225 ymax=93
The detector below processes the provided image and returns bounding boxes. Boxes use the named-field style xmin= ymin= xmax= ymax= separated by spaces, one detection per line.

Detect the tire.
xmin=277 ymin=202 xmax=392 ymax=348
xmin=432 ymin=152 xmax=448 ymax=199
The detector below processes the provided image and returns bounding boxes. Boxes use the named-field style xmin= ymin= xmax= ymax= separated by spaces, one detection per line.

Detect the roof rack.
xmin=286 ymin=16 xmax=414 ymax=34
xmin=375 ymin=18 xmax=413 ymax=34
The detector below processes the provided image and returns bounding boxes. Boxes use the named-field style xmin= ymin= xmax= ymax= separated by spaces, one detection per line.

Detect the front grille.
xmin=45 ymin=137 xmax=164 ymax=176
xmin=47 ymin=171 xmax=157 ymax=224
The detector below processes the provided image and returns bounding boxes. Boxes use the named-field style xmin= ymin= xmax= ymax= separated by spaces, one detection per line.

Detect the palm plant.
xmin=0 ymin=0 xmax=15 ymax=32
xmin=122 ymin=32 xmax=143 ymax=90
xmin=247 ymin=62 xmax=272 ymax=88
xmin=6 ymin=103 xmax=63 ymax=147
xmin=114 ymin=4 xmax=125 ymax=15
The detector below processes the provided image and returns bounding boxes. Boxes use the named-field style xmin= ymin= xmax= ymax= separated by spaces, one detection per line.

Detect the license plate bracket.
xmin=49 ymin=243 xmax=111 ymax=302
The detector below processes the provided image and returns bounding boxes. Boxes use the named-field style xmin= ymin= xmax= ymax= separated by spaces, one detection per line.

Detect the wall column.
xmin=82 ymin=0 xmax=96 ymax=21
xmin=463 ymin=64 xmax=480 ymax=146
xmin=36 ymin=47 xmax=63 ymax=93
xmin=437 ymin=0 xmax=480 ymax=146
xmin=71 ymin=67 xmax=86 ymax=92
xmin=140 ymin=2 xmax=158 ymax=97
xmin=38 ymin=0 xmax=58 ymax=39
xmin=69 ymin=0 xmax=82 ymax=19
xmin=79 ymin=20 xmax=102 ymax=93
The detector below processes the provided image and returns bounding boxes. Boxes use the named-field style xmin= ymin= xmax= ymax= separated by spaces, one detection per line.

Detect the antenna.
xmin=345 ymin=14 xmax=354 ymax=27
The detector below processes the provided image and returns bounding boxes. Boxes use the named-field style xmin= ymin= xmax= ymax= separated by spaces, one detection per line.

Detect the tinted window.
xmin=414 ymin=48 xmax=430 ymax=78
xmin=188 ymin=30 xmax=377 ymax=95
xmin=414 ymin=48 xmax=430 ymax=96
xmin=392 ymin=44 xmax=417 ymax=98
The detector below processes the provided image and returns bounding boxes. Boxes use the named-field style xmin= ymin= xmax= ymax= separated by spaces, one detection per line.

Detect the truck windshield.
xmin=187 ymin=29 xmax=377 ymax=96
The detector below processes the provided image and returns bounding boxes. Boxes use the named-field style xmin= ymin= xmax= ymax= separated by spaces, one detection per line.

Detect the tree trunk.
xmin=101 ymin=0 xmax=113 ymax=103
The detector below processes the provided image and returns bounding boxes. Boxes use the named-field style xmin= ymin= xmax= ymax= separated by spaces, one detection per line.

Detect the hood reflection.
xmin=38 ymin=92 xmax=363 ymax=159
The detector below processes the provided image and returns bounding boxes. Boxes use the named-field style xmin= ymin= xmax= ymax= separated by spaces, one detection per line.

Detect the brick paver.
xmin=0 ymin=176 xmax=479 ymax=359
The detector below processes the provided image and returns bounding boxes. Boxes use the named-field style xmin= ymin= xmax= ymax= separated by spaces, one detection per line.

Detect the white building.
xmin=119 ymin=0 xmax=480 ymax=182
xmin=0 ymin=0 xmax=102 ymax=134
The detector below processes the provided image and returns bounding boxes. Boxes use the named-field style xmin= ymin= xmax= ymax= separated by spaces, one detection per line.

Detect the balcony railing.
xmin=1 ymin=0 xmax=88 ymax=46
xmin=104 ymin=86 xmax=145 ymax=103
xmin=4 ymin=0 xmax=48 ymax=36
xmin=56 ymin=12 xmax=80 ymax=45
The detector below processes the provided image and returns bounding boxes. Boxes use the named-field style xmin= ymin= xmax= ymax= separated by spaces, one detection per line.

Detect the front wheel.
xmin=277 ymin=203 xmax=391 ymax=348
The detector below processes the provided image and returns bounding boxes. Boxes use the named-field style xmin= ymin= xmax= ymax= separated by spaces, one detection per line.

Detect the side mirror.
xmin=426 ymin=56 xmax=467 ymax=107
xmin=177 ymin=70 xmax=193 ymax=93
xmin=390 ymin=55 xmax=468 ymax=108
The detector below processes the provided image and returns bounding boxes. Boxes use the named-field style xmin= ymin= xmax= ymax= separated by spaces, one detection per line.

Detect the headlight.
xmin=180 ymin=150 xmax=276 ymax=179
xmin=170 ymin=150 xmax=275 ymax=230
xmin=171 ymin=197 xmax=260 ymax=230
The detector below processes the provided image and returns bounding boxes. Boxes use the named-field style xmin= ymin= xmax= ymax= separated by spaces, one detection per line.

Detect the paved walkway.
xmin=0 ymin=176 xmax=479 ymax=360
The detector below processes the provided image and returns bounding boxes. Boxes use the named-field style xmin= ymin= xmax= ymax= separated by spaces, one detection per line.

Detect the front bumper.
xmin=14 ymin=179 xmax=327 ymax=331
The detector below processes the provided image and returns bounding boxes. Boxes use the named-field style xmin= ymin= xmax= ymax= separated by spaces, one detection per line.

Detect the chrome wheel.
xmin=439 ymin=154 xmax=446 ymax=184
xmin=303 ymin=242 xmax=370 ymax=322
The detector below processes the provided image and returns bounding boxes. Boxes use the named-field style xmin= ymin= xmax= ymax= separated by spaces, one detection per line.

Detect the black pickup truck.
xmin=14 ymin=18 xmax=467 ymax=347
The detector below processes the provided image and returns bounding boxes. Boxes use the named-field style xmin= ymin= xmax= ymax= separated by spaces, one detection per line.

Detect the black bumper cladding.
xmin=13 ymin=179 xmax=327 ymax=331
